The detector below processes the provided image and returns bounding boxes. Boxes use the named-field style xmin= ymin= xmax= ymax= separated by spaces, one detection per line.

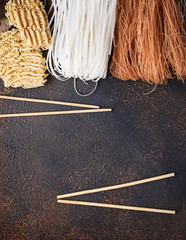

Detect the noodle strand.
xmin=47 ymin=0 xmax=117 ymax=96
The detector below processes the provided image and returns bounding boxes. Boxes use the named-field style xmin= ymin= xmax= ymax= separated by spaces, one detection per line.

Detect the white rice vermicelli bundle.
xmin=47 ymin=0 xmax=117 ymax=96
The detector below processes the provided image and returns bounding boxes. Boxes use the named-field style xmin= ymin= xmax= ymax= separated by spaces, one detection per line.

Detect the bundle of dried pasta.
xmin=0 ymin=29 xmax=47 ymax=88
xmin=110 ymin=0 xmax=186 ymax=84
xmin=5 ymin=0 xmax=51 ymax=49
xmin=47 ymin=0 xmax=117 ymax=96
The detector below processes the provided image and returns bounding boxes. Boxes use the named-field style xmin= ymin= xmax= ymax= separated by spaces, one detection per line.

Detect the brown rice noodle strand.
xmin=162 ymin=0 xmax=186 ymax=80
xmin=110 ymin=0 xmax=186 ymax=84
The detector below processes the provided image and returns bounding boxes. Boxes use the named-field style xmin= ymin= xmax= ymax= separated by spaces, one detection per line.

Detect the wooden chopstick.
xmin=57 ymin=200 xmax=176 ymax=215
xmin=0 ymin=108 xmax=112 ymax=118
xmin=57 ymin=173 xmax=175 ymax=199
xmin=0 ymin=95 xmax=100 ymax=109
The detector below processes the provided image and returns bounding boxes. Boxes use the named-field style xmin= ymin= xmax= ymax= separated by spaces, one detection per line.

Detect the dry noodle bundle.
xmin=162 ymin=0 xmax=186 ymax=80
xmin=110 ymin=0 xmax=186 ymax=84
xmin=5 ymin=0 xmax=51 ymax=49
xmin=0 ymin=29 xmax=48 ymax=88
xmin=47 ymin=0 xmax=117 ymax=96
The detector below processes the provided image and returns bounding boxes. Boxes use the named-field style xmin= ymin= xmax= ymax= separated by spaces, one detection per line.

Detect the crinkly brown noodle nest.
xmin=110 ymin=0 xmax=186 ymax=84
xmin=0 ymin=29 xmax=48 ymax=89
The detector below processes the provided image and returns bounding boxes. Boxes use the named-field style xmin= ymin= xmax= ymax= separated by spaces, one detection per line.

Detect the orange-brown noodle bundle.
xmin=110 ymin=0 xmax=186 ymax=84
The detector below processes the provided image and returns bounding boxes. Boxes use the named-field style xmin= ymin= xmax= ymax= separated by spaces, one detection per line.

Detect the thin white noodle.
xmin=46 ymin=0 xmax=117 ymax=96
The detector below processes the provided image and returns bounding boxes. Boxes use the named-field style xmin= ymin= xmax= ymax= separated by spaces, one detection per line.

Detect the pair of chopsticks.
xmin=57 ymin=173 xmax=176 ymax=214
xmin=0 ymin=95 xmax=112 ymax=118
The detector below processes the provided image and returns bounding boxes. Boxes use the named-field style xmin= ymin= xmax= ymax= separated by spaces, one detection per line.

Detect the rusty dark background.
xmin=0 ymin=0 xmax=186 ymax=239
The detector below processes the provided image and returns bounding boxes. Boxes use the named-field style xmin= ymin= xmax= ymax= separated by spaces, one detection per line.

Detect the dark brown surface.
xmin=0 ymin=0 xmax=9 ymax=32
xmin=0 ymin=1 xmax=186 ymax=240
xmin=0 ymin=0 xmax=8 ymax=20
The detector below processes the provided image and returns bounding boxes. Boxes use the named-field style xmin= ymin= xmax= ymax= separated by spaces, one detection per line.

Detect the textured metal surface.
xmin=0 ymin=74 xmax=185 ymax=240
xmin=0 ymin=2 xmax=186 ymax=240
